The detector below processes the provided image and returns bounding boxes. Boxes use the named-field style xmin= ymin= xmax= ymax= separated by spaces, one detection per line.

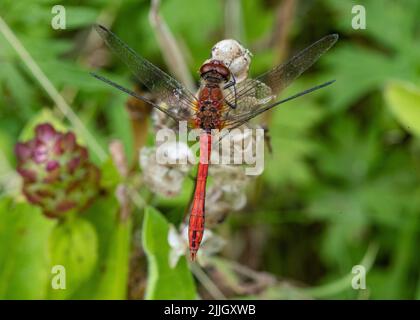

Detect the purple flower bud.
xmin=35 ymin=189 xmax=54 ymax=198
xmin=67 ymin=157 xmax=81 ymax=174
xmin=15 ymin=123 xmax=101 ymax=218
xmin=33 ymin=148 xmax=48 ymax=164
xmin=35 ymin=123 xmax=56 ymax=143
xmin=23 ymin=187 xmax=42 ymax=204
xmin=54 ymin=132 xmax=76 ymax=155
xmin=46 ymin=160 xmax=59 ymax=172
xmin=56 ymin=200 xmax=77 ymax=212
xmin=17 ymin=167 xmax=37 ymax=182
xmin=15 ymin=143 xmax=32 ymax=162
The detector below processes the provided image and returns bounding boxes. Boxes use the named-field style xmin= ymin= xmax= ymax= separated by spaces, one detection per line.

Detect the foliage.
xmin=142 ymin=206 xmax=196 ymax=299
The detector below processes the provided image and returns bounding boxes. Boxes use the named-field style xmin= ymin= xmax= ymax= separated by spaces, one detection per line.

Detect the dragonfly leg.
xmin=262 ymin=125 xmax=273 ymax=154
xmin=225 ymin=100 xmax=236 ymax=109
xmin=223 ymin=80 xmax=235 ymax=90
xmin=223 ymin=74 xmax=238 ymax=109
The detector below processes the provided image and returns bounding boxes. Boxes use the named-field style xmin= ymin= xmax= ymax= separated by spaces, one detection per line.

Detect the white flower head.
xmin=215 ymin=124 xmax=260 ymax=162
xmin=168 ymin=223 xmax=226 ymax=268
xmin=211 ymin=39 xmax=252 ymax=83
xmin=139 ymin=142 xmax=193 ymax=197
xmin=204 ymin=164 xmax=250 ymax=227
xmin=157 ymin=141 xmax=194 ymax=172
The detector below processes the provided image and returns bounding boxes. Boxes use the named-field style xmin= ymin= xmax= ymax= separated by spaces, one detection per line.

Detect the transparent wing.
xmin=222 ymin=80 xmax=335 ymax=130
xmin=222 ymin=34 xmax=338 ymax=125
xmin=94 ymin=24 xmax=197 ymax=121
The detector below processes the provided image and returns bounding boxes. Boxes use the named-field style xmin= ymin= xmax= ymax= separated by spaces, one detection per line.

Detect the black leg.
xmin=224 ymin=81 xmax=235 ymax=89
xmin=223 ymin=74 xmax=238 ymax=109
xmin=226 ymin=100 xmax=236 ymax=109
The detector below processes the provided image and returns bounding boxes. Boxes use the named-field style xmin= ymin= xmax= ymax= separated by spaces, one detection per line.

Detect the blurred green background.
xmin=1 ymin=0 xmax=420 ymax=300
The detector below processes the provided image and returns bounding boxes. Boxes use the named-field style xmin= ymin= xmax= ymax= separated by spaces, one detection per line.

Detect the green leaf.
xmin=71 ymin=194 xmax=131 ymax=300
xmin=94 ymin=218 xmax=132 ymax=300
xmin=325 ymin=0 xmax=419 ymax=51
xmin=48 ymin=216 xmax=98 ymax=299
xmin=385 ymin=81 xmax=420 ymax=137
xmin=0 ymin=63 xmax=35 ymax=117
xmin=106 ymin=95 xmax=134 ymax=162
xmin=264 ymin=82 xmax=325 ymax=187
xmin=298 ymin=243 xmax=378 ymax=299
xmin=383 ymin=211 xmax=419 ymax=299
xmin=142 ymin=206 xmax=196 ymax=299
xmin=323 ymin=45 xmax=397 ymax=112
xmin=0 ymin=199 xmax=55 ymax=299
xmin=99 ymin=157 xmax=122 ymax=190
xmin=0 ymin=130 xmax=15 ymax=168
xmin=19 ymin=109 xmax=67 ymax=141
xmin=64 ymin=7 xmax=99 ymax=29
xmin=316 ymin=116 xmax=379 ymax=183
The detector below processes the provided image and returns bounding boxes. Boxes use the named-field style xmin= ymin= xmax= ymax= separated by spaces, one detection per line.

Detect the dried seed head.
xmin=214 ymin=124 xmax=262 ymax=164
xmin=211 ymin=39 xmax=252 ymax=83
xmin=205 ymin=164 xmax=249 ymax=227
xmin=139 ymin=142 xmax=193 ymax=197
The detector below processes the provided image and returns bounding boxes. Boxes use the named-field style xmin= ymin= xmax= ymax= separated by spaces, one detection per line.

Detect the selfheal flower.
xmin=168 ymin=223 xmax=225 ymax=267
xmin=15 ymin=123 xmax=100 ymax=218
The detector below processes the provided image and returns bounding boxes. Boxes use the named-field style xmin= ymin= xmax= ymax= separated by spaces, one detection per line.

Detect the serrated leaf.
xmin=316 ymin=116 xmax=379 ymax=183
xmin=264 ymin=83 xmax=325 ymax=186
xmin=323 ymin=45 xmax=397 ymax=111
xmin=142 ymin=206 xmax=196 ymax=300
xmin=325 ymin=0 xmax=419 ymax=51
xmin=385 ymin=81 xmax=420 ymax=137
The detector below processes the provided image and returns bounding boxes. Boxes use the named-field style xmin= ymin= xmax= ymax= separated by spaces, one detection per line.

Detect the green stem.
xmin=190 ymin=263 xmax=227 ymax=300
xmin=0 ymin=16 xmax=106 ymax=161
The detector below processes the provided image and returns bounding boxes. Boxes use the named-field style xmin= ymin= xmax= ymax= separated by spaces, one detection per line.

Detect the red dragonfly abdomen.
xmin=188 ymin=132 xmax=212 ymax=261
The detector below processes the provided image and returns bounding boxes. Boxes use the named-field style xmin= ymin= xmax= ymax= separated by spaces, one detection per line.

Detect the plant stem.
xmin=224 ymin=0 xmax=244 ymax=41
xmin=190 ymin=263 xmax=227 ymax=300
xmin=149 ymin=0 xmax=195 ymax=92
xmin=0 ymin=16 xmax=106 ymax=161
xmin=298 ymin=242 xmax=379 ymax=298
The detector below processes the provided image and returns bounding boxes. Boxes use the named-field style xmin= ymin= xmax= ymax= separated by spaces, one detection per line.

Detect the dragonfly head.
xmin=199 ymin=60 xmax=230 ymax=84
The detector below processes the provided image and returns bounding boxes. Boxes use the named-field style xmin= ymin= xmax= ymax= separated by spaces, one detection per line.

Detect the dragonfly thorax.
xmin=195 ymin=85 xmax=224 ymax=131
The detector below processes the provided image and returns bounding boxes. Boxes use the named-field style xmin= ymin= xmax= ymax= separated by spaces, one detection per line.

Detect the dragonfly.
xmin=92 ymin=24 xmax=338 ymax=261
